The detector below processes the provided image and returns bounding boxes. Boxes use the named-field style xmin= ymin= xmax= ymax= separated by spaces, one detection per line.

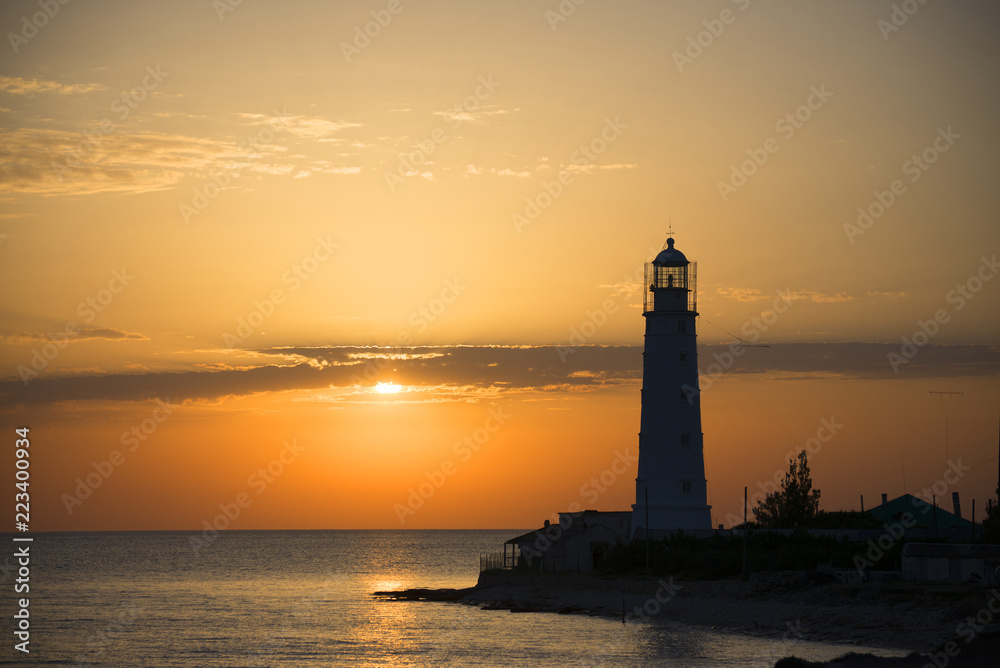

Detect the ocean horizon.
xmin=0 ymin=529 xmax=914 ymax=666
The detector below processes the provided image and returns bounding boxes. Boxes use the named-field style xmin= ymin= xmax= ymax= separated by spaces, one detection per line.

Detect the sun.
xmin=375 ymin=382 xmax=402 ymax=394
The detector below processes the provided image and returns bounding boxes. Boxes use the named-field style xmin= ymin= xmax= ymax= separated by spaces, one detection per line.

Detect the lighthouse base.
xmin=630 ymin=503 xmax=712 ymax=537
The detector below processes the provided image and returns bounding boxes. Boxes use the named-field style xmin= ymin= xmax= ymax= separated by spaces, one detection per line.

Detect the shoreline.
xmin=375 ymin=571 xmax=1000 ymax=659
xmin=467 ymin=573 xmax=938 ymax=650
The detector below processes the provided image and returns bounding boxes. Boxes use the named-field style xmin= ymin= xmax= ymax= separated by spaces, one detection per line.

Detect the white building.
xmin=901 ymin=543 xmax=1000 ymax=584
xmin=632 ymin=236 xmax=712 ymax=535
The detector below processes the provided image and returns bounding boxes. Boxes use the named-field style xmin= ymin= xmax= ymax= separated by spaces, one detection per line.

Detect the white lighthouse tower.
xmin=632 ymin=235 xmax=712 ymax=535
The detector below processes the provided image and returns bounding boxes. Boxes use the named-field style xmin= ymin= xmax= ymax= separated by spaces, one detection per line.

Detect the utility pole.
xmin=742 ymin=486 xmax=748 ymax=577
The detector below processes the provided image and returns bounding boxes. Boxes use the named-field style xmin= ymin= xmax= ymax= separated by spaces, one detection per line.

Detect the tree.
xmin=753 ymin=450 xmax=821 ymax=529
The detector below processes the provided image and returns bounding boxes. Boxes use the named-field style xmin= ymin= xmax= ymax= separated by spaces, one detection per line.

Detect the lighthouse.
xmin=504 ymin=234 xmax=713 ymax=570
xmin=632 ymin=235 xmax=712 ymax=534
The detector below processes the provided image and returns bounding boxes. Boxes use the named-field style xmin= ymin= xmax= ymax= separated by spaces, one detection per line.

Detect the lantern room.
xmin=643 ymin=237 xmax=697 ymax=313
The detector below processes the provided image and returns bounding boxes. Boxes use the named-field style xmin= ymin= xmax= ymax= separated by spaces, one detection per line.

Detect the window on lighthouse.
xmin=681 ymin=480 xmax=693 ymax=494
xmin=678 ymin=321 xmax=686 ymax=333
xmin=680 ymin=434 xmax=691 ymax=448
xmin=678 ymin=352 xmax=687 ymax=366
xmin=656 ymin=266 xmax=686 ymax=289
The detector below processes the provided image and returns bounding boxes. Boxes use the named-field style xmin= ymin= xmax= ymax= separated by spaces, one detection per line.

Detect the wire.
xmin=902 ymin=453 xmax=1000 ymax=499
xmin=699 ymin=316 xmax=759 ymax=346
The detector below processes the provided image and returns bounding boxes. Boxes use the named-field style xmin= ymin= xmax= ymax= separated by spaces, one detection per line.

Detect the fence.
xmin=480 ymin=550 xmax=519 ymax=572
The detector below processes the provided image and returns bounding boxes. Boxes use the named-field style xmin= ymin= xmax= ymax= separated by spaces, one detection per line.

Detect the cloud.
xmin=0 ymin=106 xmax=365 ymax=196
xmin=563 ymin=162 xmax=638 ymax=174
xmin=716 ymin=287 xmax=768 ymax=302
xmin=310 ymin=163 xmax=361 ymax=175
xmin=802 ymin=292 xmax=855 ymax=303
xmin=695 ymin=342 xmax=1000 ymax=380
xmin=6 ymin=328 xmax=148 ymax=344
xmin=463 ymin=161 xmax=626 ymax=179
xmin=867 ymin=291 xmax=909 ymax=300
xmin=0 ymin=77 xmax=104 ymax=96
xmin=0 ymin=125 xmax=365 ymax=196
xmin=239 ymin=112 xmax=359 ymax=141
xmin=460 ymin=165 xmax=531 ymax=178
xmin=493 ymin=168 xmax=531 ymax=178
xmin=247 ymin=163 xmax=295 ymax=175
xmin=0 ymin=128 xmax=249 ymax=195
xmin=0 ymin=344 xmax=641 ymax=405
xmin=433 ymin=105 xmax=517 ymax=125
xmin=152 ymin=112 xmax=209 ymax=120
xmin=1 ymin=343 xmax=996 ymax=406
xmin=597 ymin=280 xmax=642 ymax=299
xmin=716 ymin=288 xmax=857 ymax=303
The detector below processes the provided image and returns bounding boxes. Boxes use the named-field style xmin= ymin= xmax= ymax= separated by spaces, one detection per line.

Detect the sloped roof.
xmin=868 ymin=493 xmax=975 ymax=530
xmin=505 ymin=511 xmax=633 ymax=544
xmin=506 ymin=528 xmax=546 ymax=545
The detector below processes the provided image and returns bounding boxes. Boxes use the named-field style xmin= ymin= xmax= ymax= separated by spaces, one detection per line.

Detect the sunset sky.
xmin=1 ymin=0 xmax=998 ymax=531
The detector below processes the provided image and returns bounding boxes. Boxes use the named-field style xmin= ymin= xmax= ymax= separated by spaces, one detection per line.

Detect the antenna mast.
xmin=929 ymin=391 xmax=963 ymax=462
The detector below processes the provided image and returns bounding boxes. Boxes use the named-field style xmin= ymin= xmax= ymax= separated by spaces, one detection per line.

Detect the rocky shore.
xmin=374 ymin=571 xmax=1000 ymax=666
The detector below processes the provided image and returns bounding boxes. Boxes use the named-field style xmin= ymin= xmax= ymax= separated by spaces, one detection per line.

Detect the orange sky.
xmin=1 ymin=0 xmax=998 ymax=531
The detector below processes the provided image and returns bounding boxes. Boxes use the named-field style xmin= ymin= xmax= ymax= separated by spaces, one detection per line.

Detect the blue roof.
xmin=868 ymin=493 xmax=975 ymax=530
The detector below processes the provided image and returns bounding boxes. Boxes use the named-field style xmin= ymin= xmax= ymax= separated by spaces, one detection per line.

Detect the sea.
xmin=3 ymin=530 xmax=910 ymax=667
